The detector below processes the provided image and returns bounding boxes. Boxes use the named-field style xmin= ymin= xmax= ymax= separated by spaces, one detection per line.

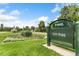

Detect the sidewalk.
xmin=43 ymin=44 xmax=75 ymax=56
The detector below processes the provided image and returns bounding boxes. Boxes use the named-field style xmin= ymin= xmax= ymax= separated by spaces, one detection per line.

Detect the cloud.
xmin=51 ymin=4 xmax=61 ymax=13
xmin=14 ymin=20 xmax=23 ymax=27
xmin=15 ymin=20 xmax=21 ymax=24
xmin=53 ymin=15 xmax=60 ymax=21
xmin=0 ymin=8 xmax=48 ymax=27
xmin=14 ymin=20 xmax=38 ymax=28
xmin=0 ymin=15 xmax=18 ymax=21
xmin=10 ymin=10 xmax=20 ymax=16
xmin=38 ymin=16 xmax=48 ymax=21
xmin=1 ymin=20 xmax=23 ymax=28
xmin=64 ymin=3 xmax=79 ymax=6
xmin=1 ymin=16 xmax=48 ymax=28
xmin=0 ymin=9 xmax=20 ymax=27
xmin=0 ymin=9 xmax=20 ymax=22
xmin=13 ymin=19 xmax=37 ymax=28
xmin=0 ymin=9 xmax=22 ymax=27
xmin=26 ymin=20 xmax=38 ymax=27
xmin=0 ymin=9 xmax=6 ymax=14
xmin=16 ymin=16 xmax=48 ymax=27
xmin=64 ymin=3 xmax=72 ymax=6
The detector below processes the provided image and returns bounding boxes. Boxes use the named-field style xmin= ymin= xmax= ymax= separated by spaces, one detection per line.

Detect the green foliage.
xmin=0 ymin=32 xmax=14 ymax=42
xmin=26 ymin=26 xmax=30 ymax=30
xmin=21 ymin=31 xmax=32 ymax=37
xmin=11 ymin=28 xmax=17 ymax=33
xmin=31 ymin=32 xmax=47 ymax=40
xmin=0 ymin=32 xmax=61 ymax=56
xmin=45 ymin=26 xmax=49 ymax=32
xmin=0 ymin=39 xmax=61 ymax=56
xmin=0 ymin=24 xmax=12 ymax=31
xmin=0 ymin=24 xmax=4 ymax=31
xmin=31 ymin=26 xmax=35 ymax=32
xmin=3 ymin=27 xmax=12 ymax=31
xmin=58 ymin=4 xmax=79 ymax=22
xmin=35 ymin=27 xmax=40 ymax=32
xmin=23 ymin=26 xmax=31 ymax=31
xmin=15 ymin=26 xmax=22 ymax=32
xmin=38 ymin=21 xmax=46 ymax=32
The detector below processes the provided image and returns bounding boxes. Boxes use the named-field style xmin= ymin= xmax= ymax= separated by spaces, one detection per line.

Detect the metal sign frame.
xmin=47 ymin=19 xmax=77 ymax=55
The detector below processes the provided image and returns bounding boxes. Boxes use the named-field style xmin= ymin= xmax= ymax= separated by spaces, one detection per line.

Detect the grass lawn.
xmin=0 ymin=32 xmax=61 ymax=56
xmin=0 ymin=32 xmax=19 ymax=42
xmin=0 ymin=32 xmax=13 ymax=42
xmin=0 ymin=40 xmax=61 ymax=56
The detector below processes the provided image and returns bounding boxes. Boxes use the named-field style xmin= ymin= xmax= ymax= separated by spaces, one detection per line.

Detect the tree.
xmin=31 ymin=26 xmax=35 ymax=32
xmin=3 ymin=27 xmax=12 ymax=31
xmin=26 ymin=26 xmax=31 ymax=31
xmin=26 ymin=26 xmax=29 ymax=29
xmin=11 ymin=27 xmax=17 ymax=33
xmin=0 ymin=24 xmax=4 ymax=31
xmin=38 ymin=21 xmax=46 ymax=32
xmin=23 ymin=26 xmax=31 ymax=31
xmin=58 ymin=4 xmax=79 ymax=22
xmin=16 ymin=26 xmax=21 ymax=31
xmin=35 ymin=27 xmax=40 ymax=32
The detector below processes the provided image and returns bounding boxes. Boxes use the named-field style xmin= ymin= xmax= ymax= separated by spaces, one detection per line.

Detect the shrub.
xmin=21 ymin=31 xmax=32 ymax=37
xmin=35 ymin=27 xmax=40 ymax=32
xmin=11 ymin=28 xmax=17 ymax=33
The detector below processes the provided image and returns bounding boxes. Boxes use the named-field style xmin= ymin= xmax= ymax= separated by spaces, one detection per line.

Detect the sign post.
xmin=75 ymin=22 xmax=79 ymax=56
xmin=47 ymin=26 xmax=51 ymax=46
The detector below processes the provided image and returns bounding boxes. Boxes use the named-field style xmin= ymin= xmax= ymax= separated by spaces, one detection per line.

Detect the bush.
xmin=11 ymin=28 xmax=17 ymax=33
xmin=35 ymin=27 xmax=40 ymax=32
xmin=21 ymin=31 xmax=32 ymax=37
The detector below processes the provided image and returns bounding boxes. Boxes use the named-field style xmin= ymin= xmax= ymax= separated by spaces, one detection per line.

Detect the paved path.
xmin=43 ymin=44 xmax=75 ymax=56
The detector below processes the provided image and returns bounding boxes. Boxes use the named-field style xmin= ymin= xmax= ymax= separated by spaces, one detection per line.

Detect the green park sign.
xmin=47 ymin=19 xmax=79 ymax=56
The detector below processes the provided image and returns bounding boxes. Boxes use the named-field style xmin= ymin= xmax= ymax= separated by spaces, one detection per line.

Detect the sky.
xmin=0 ymin=3 xmax=67 ymax=28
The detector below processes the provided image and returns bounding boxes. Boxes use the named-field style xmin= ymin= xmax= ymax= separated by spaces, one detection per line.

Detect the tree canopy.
xmin=58 ymin=4 xmax=79 ymax=22
xmin=38 ymin=21 xmax=46 ymax=32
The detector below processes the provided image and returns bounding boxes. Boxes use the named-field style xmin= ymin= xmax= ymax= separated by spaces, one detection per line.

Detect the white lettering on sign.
xmin=52 ymin=33 xmax=66 ymax=37
xmin=55 ymin=23 xmax=64 ymax=26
